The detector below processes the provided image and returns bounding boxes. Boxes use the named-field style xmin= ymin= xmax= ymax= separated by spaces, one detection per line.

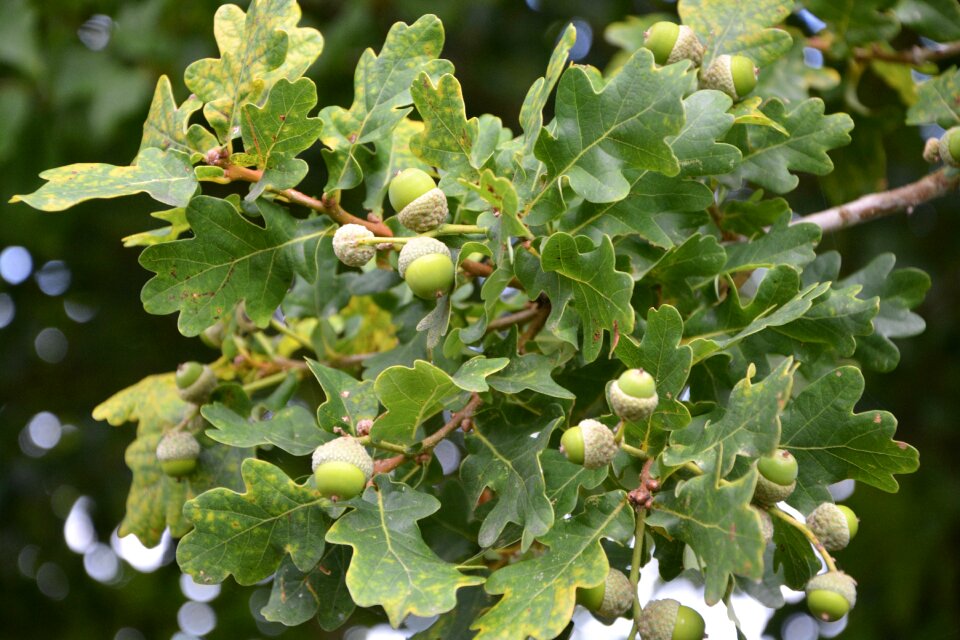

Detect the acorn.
xmin=389 ymin=168 xmax=448 ymax=233
xmin=805 ymin=571 xmax=857 ymax=622
xmin=156 ymin=431 xmax=201 ymax=478
xmin=700 ymin=54 xmax=758 ymax=100
xmin=311 ymin=437 xmax=374 ymax=500
xmin=753 ymin=448 xmax=797 ymax=506
xmin=577 ymin=568 xmax=634 ymax=621
xmin=806 ymin=503 xmax=859 ymax=551
xmin=397 ymin=237 xmax=455 ymax=299
xmin=560 ymin=419 xmax=618 ymax=469
xmin=175 ymin=361 xmax=217 ymax=404
xmin=938 ymin=126 xmax=960 ymax=167
xmin=644 ymin=21 xmax=704 ymax=66
xmin=332 ymin=223 xmax=377 ymax=267
xmin=637 ymin=598 xmax=706 ymax=640
xmin=607 ymin=369 xmax=659 ymax=422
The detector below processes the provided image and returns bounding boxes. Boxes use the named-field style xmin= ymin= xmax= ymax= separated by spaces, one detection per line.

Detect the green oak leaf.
xmin=202 ymin=403 xmax=327 ymax=456
xmin=486 ymin=329 xmax=574 ymax=400
xmin=306 ymin=360 xmax=380 ymax=435
xmin=754 ymin=31 xmax=841 ymax=104
xmin=411 ymin=587 xmax=493 ymax=640
xmin=542 ymin=449 xmax=608 ymax=517
xmin=907 ymin=67 xmax=960 ymax=128
xmin=731 ymin=98 xmax=854 ymax=194
xmin=240 ymin=77 xmax=323 ymax=197
xmin=139 ymin=197 xmax=325 ymax=336
xmin=774 ymin=284 xmax=879 ymax=357
xmin=526 ymin=47 xmax=694 ymax=222
xmin=647 ymin=469 xmax=766 ymax=605
xmin=177 ymin=458 xmax=332 ymax=585
xmin=410 ymin=72 xmax=478 ymax=175
xmin=184 ymin=0 xmax=323 ymax=141
xmin=138 ymin=75 xmax=212 ymax=156
xmin=326 ymin=477 xmax=484 ymax=627
xmin=529 ymin=233 xmax=635 ymax=363
xmin=664 ymin=359 xmax=795 ymax=475
xmin=770 ymin=511 xmax=820 ymax=589
xmin=262 ymin=549 xmax=355 ymax=630
xmin=680 ymin=0 xmax=793 ymax=67
xmin=723 ymin=217 xmax=821 ymax=273
xmin=11 ymin=147 xmax=196 ymax=211
xmin=685 ymin=266 xmax=830 ymax=363
xmin=121 ymin=207 xmax=190 ymax=247
xmin=670 ymin=90 xmax=742 ymax=177
xmin=461 ymin=403 xmax=563 ymax=550
xmin=471 ymin=492 xmax=633 ymax=640
xmin=519 ymin=23 xmax=576 ymax=152
xmin=372 ymin=360 xmax=473 ymax=445
xmin=841 ymin=253 xmax=930 ymax=372
xmin=780 ymin=366 xmax=919 ymax=513
xmin=320 ymin=15 xmax=452 ymax=193
xmin=463 ymin=169 xmax=533 ymax=244
xmin=802 ymin=0 xmax=900 ymax=53
xmin=720 ymin=193 xmax=791 ymax=237
xmin=896 ymin=0 xmax=960 ymax=41
xmin=646 ymin=233 xmax=728 ymax=296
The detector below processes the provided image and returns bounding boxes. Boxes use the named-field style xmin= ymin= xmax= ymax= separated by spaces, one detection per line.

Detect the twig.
xmin=518 ymin=299 xmax=550 ymax=351
xmin=372 ymin=393 xmax=483 ymax=476
xmin=484 ymin=304 xmax=542 ymax=334
xmin=221 ymin=164 xmax=393 ymax=237
xmin=627 ymin=507 xmax=647 ymax=639
xmin=795 ymin=168 xmax=960 ymax=233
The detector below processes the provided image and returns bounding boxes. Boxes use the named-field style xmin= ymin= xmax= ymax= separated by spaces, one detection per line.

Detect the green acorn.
xmin=607 ymin=369 xmax=659 ymax=422
xmin=397 ymin=237 xmax=455 ymax=299
xmin=577 ymin=569 xmax=634 ymax=621
xmin=701 ymin=54 xmax=758 ymax=100
xmin=806 ymin=503 xmax=859 ymax=551
xmin=156 ymin=431 xmax=201 ymax=478
xmin=560 ymin=419 xmax=617 ymax=469
xmin=938 ymin=126 xmax=960 ymax=167
xmin=333 ymin=223 xmax=377 ymax=267
xmin=311 ymin=437 xmax=374 ymax=500
xmin=644 ymin=22 xmax=704 ymax=66
xmin=753 ymin=449 xmax=797 ymax=506
xmin=637 ymin=598 xmax=706 ymax=640
xmin=175 ymin=361 xmax=217 ymax=404
xmin=389 ymin=168 xmax=448 ymax=232
xmin=805 ymin=571 xmax=857 ymax=622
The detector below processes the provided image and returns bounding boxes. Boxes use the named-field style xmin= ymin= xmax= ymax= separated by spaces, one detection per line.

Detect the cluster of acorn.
xmin=333 ymin=168 xmax=455 ymax=300
xmin=754 ymin=448 xmax=861 ymax=622
xmin=154 ymin=362 xmax=218 ymax=479
xmin=644 ymin=21 xmax=759 ymax=100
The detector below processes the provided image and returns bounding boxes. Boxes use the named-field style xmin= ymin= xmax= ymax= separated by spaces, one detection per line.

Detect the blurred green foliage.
xmin=1 ymin=1 xmax=958 ymax=638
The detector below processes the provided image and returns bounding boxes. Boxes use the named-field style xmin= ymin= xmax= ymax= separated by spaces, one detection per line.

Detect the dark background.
xmin=1 ymin=1 xmax=957 ymax=638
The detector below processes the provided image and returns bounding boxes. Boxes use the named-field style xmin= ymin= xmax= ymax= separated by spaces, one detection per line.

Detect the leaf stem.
xmin=768 ymin=507 xmax=838 ymax=572
xmin=429 ymin=224 xmax=488 ymax=236
xmin=241 ymin=370 xmax=297 ymax=394
xmin=620 ymin=442 xmax=648 ymax=459
xmin=356 ymin=436 xmax=408 ymax=454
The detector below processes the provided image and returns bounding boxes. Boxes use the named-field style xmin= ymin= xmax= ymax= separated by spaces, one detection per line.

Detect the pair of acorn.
xmin=645 ymin=21 xmax=759 ymax=101
xmin=333 ymin=168 xmax=456 ymax=300
xmin=575 ymin=569 xmax=706 ymax=639
xmin=155 ymin=362 xmax=218 ymax=478
xmin=754 ymin=448 xmax=861 ymax=621
xmin=925 ymin=126 xmax=960 ymax=167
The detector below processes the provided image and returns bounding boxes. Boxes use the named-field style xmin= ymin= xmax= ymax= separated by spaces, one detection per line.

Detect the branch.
xmin=221 ymin=164 xmax=393 ymax=237
xmin=484 ymin=304 xmax=542 ymax=334
xmin=807 ymin=36 xmax=960 ymax=65
xmin=795 ymin=168 xmax=960 ymax=233
xmin=372 ymin=393 xmax=483 ymax=475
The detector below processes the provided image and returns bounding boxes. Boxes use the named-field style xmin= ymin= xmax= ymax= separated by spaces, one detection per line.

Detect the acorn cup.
xmin=311 ymin=437 xmax=375 ymax=500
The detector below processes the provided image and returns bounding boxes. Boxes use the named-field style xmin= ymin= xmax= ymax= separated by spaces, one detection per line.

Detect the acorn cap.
xmin=806 ymin=503 xmax=853 ymax=551
xmin=753 ymin=473 xmax=795 ymax=506
xmin=398 ymin=187 xmax=448 ymax=233
xmin=333 ymin=223 xmax=377 ymax=267
xmin=176 ymin=363 xmax=217 ymax=404
xmin=938 ymin=127 xmax=960 ymax=167
xmin=311 ymin=437 xmax=374 ymax=481
xmin=608 ymin=380 xmax=659 ymax=422
xmin=666 ymin=25 xmax=704 ymax=65
xmin=398 ymin=237 xmax=451 ymax=279
xmin=595 ymin=569 xmax=634 ymax=620
xmin=755 ymin=507 xmax=774 ymax=544
xmin=637 ymin=598 xmax=680 ymax=640
xmin=579 ymin=419 xmax=618 ymax=469
xmin=806 ymin=571 xmax=857 ymax=609
xmin=156 ymin=431 xmax=201 ymax=462
xmin=923 ymin=137 xmax=942 ymax=164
